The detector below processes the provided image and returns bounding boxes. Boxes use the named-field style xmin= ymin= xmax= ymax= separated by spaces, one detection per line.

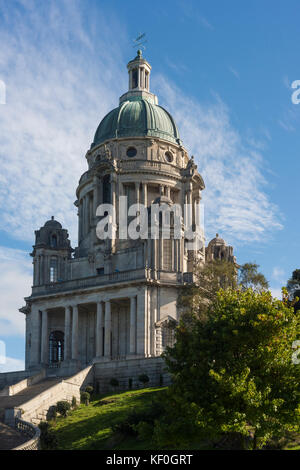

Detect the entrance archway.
xmin=49 ymin=330 xmax=64 ymax=363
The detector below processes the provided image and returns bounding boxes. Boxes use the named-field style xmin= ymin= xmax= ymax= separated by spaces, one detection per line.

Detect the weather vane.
xmin=132 ymin=32 xmax=147 ymax=50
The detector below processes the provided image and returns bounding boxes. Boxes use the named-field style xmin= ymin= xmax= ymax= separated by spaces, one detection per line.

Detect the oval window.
xmin=165 ymin=151 xmax=173 ymax=163
xmin=126 ymin=147 xmax=137 ymax=158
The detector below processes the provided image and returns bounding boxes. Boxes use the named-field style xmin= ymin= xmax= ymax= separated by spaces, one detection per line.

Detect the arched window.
xmin=132 ymin=69 xmax=138 ymax=88
xmin=50 ymin=234 xmax=57 ymax=248
xmin=102 ymin=175 xmax=111 ymax=204
xmin=50 ymin=257 xmax=58 ymax=283
xmin=49 ymin=331 xmax=64 ymax=363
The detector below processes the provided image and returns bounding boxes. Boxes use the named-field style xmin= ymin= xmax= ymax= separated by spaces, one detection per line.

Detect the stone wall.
xmin=0 ymin=368 xmax=41 ymax=392
xmin=94 ymin=356 xmax=171 ymax=393
xmin=0 ymin=369 xmax=45 ymax=397
xmin=4 ymin=366 xmax=93 ymax=426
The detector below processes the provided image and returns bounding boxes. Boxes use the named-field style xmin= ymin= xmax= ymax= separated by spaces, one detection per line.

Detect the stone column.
xmin=93 ymin=176 xmax=99 ymax=220
xmin=64 ymin=306 xmax=71 ymax=361
xmin=96 ymin=302 xmax=104 ymax=357
xmin=136 ymin=289 xmax=147 ymax=356
xmin=78 ymin=200 xmax=82 ymax=243
xmin=153 ymin=238 xmax=157 ymax=279
xmin=41 ymin=310 xmax=48 ymax=364
xmin=104 ymin=300 xmax=111 ymax=357
xmin=129 ymin=296 xmax=137 ymax=354
xmin=135 ymin=182 xmax=140 ymax=206
xmin=84 ymin=195 xmax=89 ymax=235
xmin=71 ymin=305 xmax=79 ymax=360
xmin=159 ymin=237 xmax=163 ymax=270
xmin=142 ymin=182 xmax=147 ymax=207
xmin=111 ymin=176 xmax=116 ymax=208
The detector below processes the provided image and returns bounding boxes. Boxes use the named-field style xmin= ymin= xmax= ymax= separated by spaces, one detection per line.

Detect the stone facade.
xmin=18 ymin=51 xmax=234 ymax=377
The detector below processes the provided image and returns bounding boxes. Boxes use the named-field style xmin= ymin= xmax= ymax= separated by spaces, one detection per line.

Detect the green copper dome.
xmin=91 ymin=97 xmax=181 ymax=148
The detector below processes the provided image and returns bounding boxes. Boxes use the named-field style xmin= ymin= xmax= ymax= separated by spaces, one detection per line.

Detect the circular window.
xmin=165 ymin=151 xmax=173 ymax=163
xmin=126 ymin=147 xmax=137 ymax=158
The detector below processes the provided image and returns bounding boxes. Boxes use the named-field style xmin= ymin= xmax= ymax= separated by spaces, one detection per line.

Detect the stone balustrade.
xmin=13 ymin=418 xmax=40 ymax=450
xmin=31 ymin=267 xmax=148 ymax=297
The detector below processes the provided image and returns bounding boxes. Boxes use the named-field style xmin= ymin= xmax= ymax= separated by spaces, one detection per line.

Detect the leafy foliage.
xmin=38 ymin=421 xmax=58 ymax=450
xmin=56 ymin=401 xmax=71 ymax=417
xmin=80 ymin=391 xmax=90 ymax=405
xmin=157 ymin=288 xmax=300 ymax=449
xmin=71 ymin=396 xmax=77 ymax=409
xmin=112 ymin=399 xmax=165 ymax=438
xmin=238 ymin=263 xmax=269 ymax=292
xmin=178 ymin=260 xmax=237 ymax=322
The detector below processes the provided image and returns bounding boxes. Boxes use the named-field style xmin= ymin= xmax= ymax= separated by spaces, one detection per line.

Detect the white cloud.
xmin=0 ymin=0 xmax=127 ymax=244
xmin=270 ymin=287 xmax=283 ymax=300
xmin=228 ymin=66 xmax=240 ymax=80
xmin=178 ymin=1 xmax=214 ymax=30
xmin=154 ymin=76 xmax=282 ymax=245
xmin=272 ymin=266 xmax=286 ymax=284
xmin=0 ymin=356 xmax=25 ymax=373
xmin=0 ymin=246 xmax=31 ymax=336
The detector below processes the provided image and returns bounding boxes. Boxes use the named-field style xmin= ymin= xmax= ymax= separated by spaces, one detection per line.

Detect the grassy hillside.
xmin=49 ymin=386 xmax=300 ymax=450
xmin=52 ymin=387 xmax=166 ymax=450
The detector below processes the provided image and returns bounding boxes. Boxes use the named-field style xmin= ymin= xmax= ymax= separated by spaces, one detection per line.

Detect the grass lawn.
xmin=50 ymin=386 xmax=299 ymax=450
xmin=52 ymin=387 xmax=166 ymax=450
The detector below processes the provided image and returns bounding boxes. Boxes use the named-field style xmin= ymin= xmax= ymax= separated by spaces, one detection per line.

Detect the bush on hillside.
xmin=38 ymin=421 xmax=58 ymax=450
xmin=81 ymin=391 xmax=90 ymax=405
xmin=56 ymin=401 xmax=71 ymax=417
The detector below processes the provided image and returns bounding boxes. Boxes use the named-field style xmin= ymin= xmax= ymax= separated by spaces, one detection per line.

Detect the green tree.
xmin=155 ymin=289 xmax=300 ymax=449
xmin=238 ymin=263 xmax=269 ymax=292
xmin=178 ymin=260 xmax=237 ymax=321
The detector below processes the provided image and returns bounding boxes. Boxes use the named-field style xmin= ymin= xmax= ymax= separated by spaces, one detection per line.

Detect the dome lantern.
xmin=128 ymin=49 xmax=150 ymax=93
xmin=119 ymin=50 xmax=158 ymax=106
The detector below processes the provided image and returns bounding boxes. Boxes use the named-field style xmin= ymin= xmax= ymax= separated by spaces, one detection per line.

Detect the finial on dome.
xmin=137 ymin=49 xmax=142 ymax=57
xmin=51 ymin=216 xmax=54 ymax=220
xmin=216 ymin=233 xmax=219 ymax=237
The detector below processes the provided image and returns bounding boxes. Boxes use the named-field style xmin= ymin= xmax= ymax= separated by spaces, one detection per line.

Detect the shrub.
xmin=138 ymin=374 xmax=149 ymax=386
xmin=71 ymin=396 xmax=77 ymax=409
xmin=81 ymin=391 xmax=90 ymax=405
xmin=38 ymin=421 xmax=50 ymax=433
xmin=56 ymin=400 xmax=71 ymax=417
xmin=85 ymin=385 xmax=94 ymax=395
xmin=38 ymin=421 xmax=58 ymax=450
xmin=113 ymin=401 xmax=165 ymax=438
xmin=47 ymin=405 xmax=57 ymax=422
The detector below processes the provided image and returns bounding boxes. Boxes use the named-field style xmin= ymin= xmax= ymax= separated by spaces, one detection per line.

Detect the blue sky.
xmin=0 ymin=0 xmax=299 ymax=371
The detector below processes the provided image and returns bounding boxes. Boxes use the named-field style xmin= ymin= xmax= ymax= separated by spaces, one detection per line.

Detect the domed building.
xmin=18 ymin=51 xmax=234 ymax=390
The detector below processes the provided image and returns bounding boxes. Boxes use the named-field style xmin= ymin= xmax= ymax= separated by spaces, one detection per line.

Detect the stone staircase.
xmin=0 ymin=365 xmax=93 ymax=427
xmin=0 ymin=377 xmax=63 ymax=424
